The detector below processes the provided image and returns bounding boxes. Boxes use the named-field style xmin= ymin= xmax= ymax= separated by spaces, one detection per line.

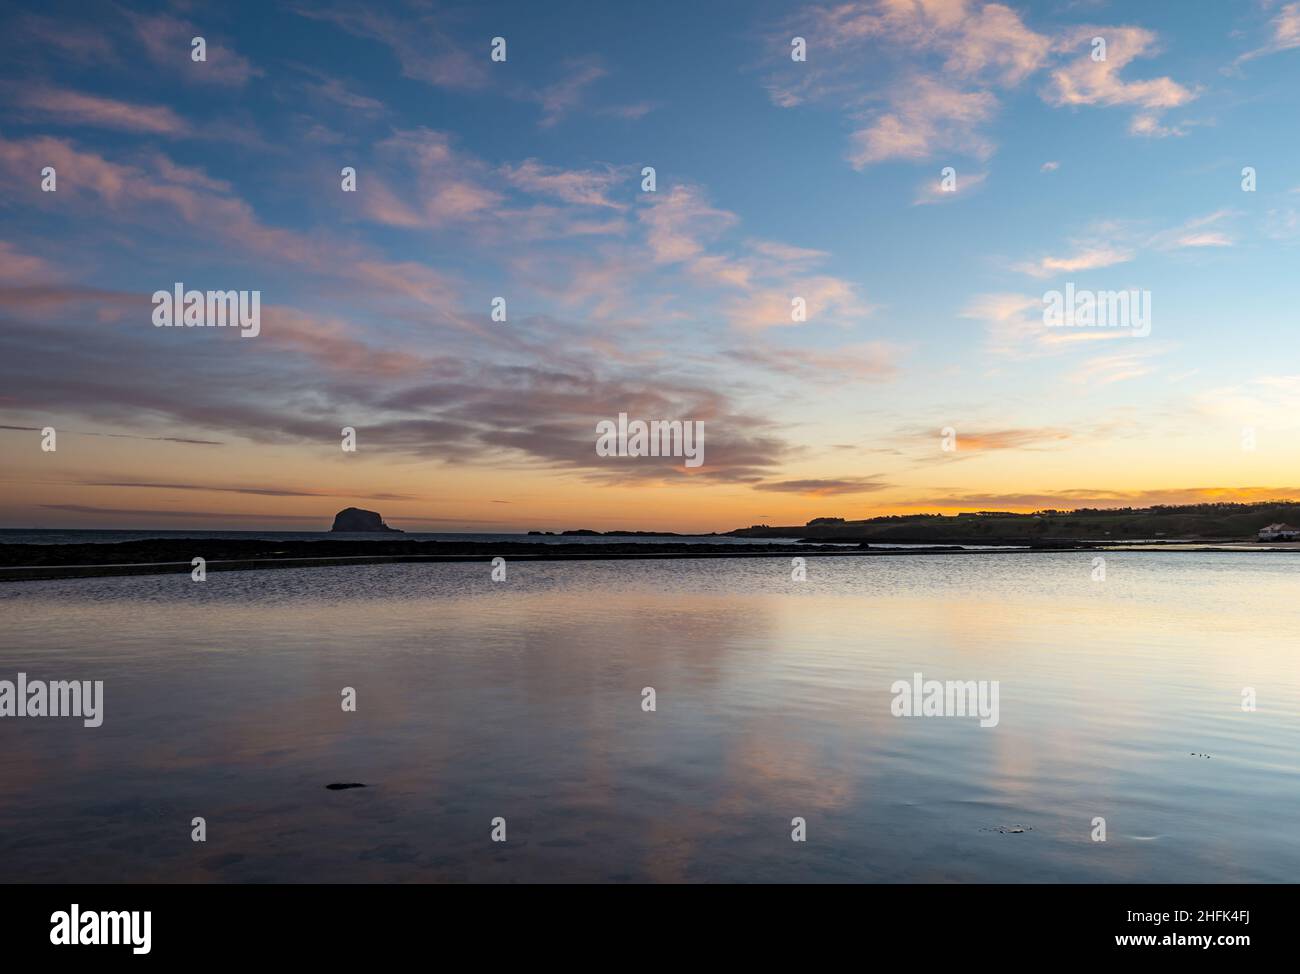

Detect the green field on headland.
xmin=729 ymin=501 xmax=1300 ymax=544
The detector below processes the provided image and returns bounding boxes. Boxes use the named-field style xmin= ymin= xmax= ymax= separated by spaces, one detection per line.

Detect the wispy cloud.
xmin=527 ymin=57 xmax=608 ymax=128
xmin=356 ymin=129 xmax=635 ymax=245
xmin=1148 ymin=209 xmax=1237 ymax=250
xmin=962 ymin=292 xmax=1137 ymax=357
xmin=1067 ymin=346 xmax=1161 ymax=385
xmin=914 ymin=169 xmax=988 ymax=204
xmin=849 ymin=77 xmax=998 ymax=167
xmin=79 ymin=480 xmax=417 ymax=501
xmin=8 ymin=13 xmax=116 ymax=65
xmin=1195 ymin=374 xmax=1300 ymax=424
xmin=292 ymin=2 xmax=486 ymax=90
xmin=1233 ymin=1 xmax=1300 ymax=67
xmin=754 ymin=477 xmax=893 ymax=496
xmin=295 ymin=71 xmax=387 ymax=116
xmin=0 ymin=425 xmax=222 ymax=445
xmin=501 ymin=159 xmax=628 ymax=209
xmin=634 ymin=184 xmax=872 ymax=330
xmin=930 ymin=427 xmax=1075 ymax=452
xmin=730 ymin=341 xmax=901 ymax=381
xmin=38 ymin=504 xmax=327 ymax=520
xmin=1014 ymin=245 xmax=1134 ymax=278
xmin=8 ymin=86 xmax=190 ymax=135
xmin=1013 ymin=210 xmax=1236 ymax=280
xmin=0 ymin=242 xmax=56 ymax=283
xmin=126 ymin=11 xmax=261 ymax=86
xmin=0 ymin=134 xmax=461 ymax=311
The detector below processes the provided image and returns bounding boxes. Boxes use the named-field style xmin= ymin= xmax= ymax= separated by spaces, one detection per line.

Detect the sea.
xmin=1 ymin=549 xmax=1296 ymax=882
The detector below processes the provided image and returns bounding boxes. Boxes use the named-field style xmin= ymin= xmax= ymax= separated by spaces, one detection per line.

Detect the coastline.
xmin=1 ymin=536 xmax=1294 ymax=583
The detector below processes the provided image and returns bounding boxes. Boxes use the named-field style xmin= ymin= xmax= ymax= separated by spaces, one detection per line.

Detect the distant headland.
xmin=727 ymin=501 xmax=1300 ymax=544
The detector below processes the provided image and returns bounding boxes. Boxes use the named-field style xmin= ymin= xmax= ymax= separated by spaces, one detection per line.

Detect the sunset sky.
xmin=2 ymin=0 xmax=1300 ymax=533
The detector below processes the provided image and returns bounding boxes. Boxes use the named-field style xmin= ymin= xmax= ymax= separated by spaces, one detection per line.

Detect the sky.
xmin=2 ymin=0 xmax=1299 ymax=533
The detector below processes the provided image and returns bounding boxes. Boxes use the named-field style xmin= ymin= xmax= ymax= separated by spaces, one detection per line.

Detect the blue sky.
xmin=1 ymin=0 xmax=1299 ymax=531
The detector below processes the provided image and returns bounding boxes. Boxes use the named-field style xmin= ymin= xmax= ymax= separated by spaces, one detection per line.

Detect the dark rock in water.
xmin=325 ymin=782 xmax=368 ymax=790
xmin=329 ymin=507 xmax=402 ymax=533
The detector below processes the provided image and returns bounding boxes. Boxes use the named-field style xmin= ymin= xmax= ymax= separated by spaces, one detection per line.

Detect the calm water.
xmin=1 ymin=551 xmax=1297 ymax=883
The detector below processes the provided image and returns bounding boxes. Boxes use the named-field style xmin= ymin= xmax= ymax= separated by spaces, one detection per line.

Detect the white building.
xmin=1258 ymin=523 xmax=1300 ymax=541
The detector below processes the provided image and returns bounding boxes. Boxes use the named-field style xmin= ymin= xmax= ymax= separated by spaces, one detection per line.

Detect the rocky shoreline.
xmin=0 ymin=535 xmax=1286 ymax=583
xmin=0 ymin=537 xmax=1058 ymax=582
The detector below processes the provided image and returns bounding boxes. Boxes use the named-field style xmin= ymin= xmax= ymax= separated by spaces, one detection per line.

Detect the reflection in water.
xmin=0 ymin=551 xmax=1297 ymax=882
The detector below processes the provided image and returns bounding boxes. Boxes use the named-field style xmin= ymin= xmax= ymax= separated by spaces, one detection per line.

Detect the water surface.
xmin=1 ymin=551 xmax=1296 ymax=882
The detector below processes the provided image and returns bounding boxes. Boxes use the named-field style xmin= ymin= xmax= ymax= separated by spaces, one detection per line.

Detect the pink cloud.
xmin=849 ymin=79 xmax=997 ymax=167
xmin=358 ymin=129 xmax=502 ymax=230
xmin=1234 ymin=2 xmax=1300 ymax=66
xmin=12 ymin=87 xmax=189 ymax=135
xmin=767 ymin=1 xmax=1047 ymax=166
xmin=0 ymin=242 xmax=57 ymax=283
xmin=1046 ymin=26 xmax=1196 ymax=135
xmin=0 ymin=135 xmax=459 ymax=312
xmin=636 ymin=184 xmax=871 ymax=330
xmin=291 ymin=3 xmax=486 ymax=90
xmin=1014 ymin=245 xmax=1134 ymax=278
xmin=501 ymin=160 xmax=628 ymax=209
xmin=11 ymin=13 xmax=116 ymax=64
xmin=529 ymin=57 xmax=608 ymax=128
xmin=637 ymin=185 xmax=737 ymax=264
xmin=732 ymin=340 xmax=901 ymax=381
xmin=261 ymin=306 xmax=427 ymax=377
xmin=727 ymin=276 xmax=872 ymax=331
xmin=128 ymin=12 xmax=261 ymax=86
